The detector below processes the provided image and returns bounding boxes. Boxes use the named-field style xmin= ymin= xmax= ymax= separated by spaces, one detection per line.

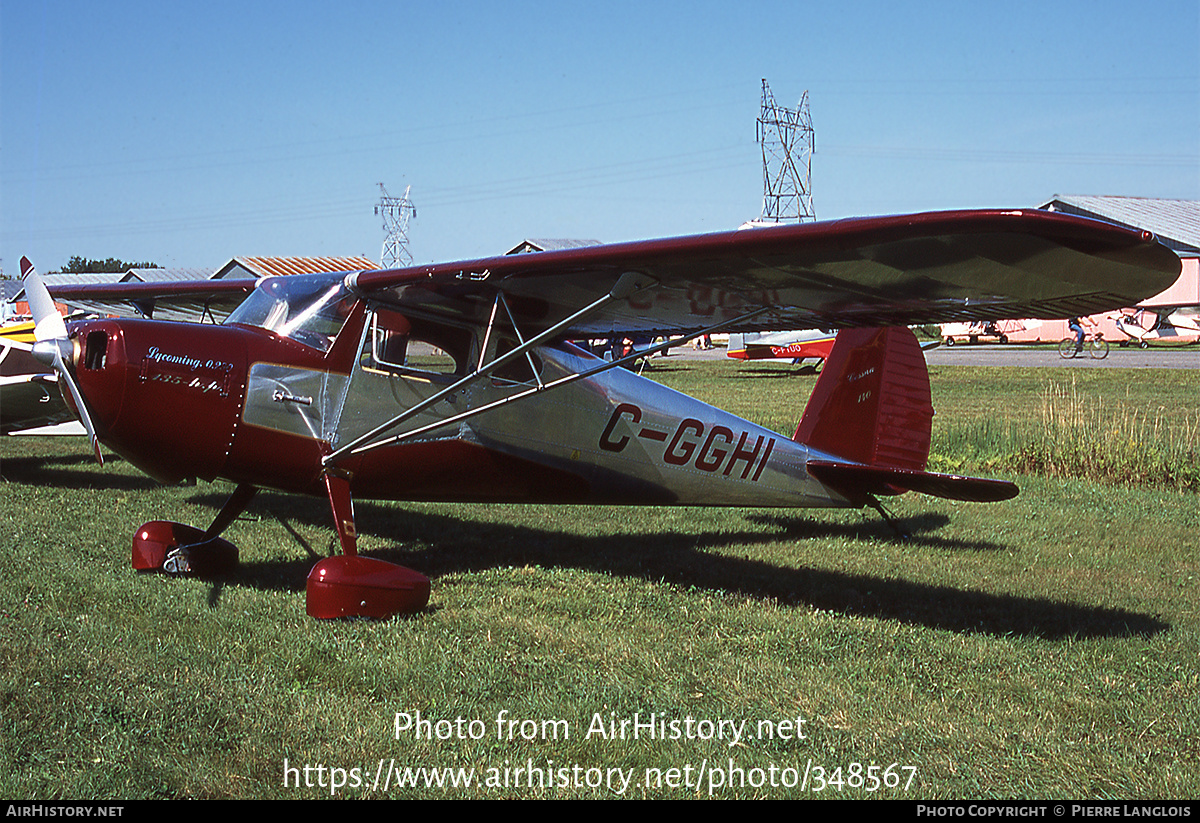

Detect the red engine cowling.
xmin=71 ymin=318 xmax=249 ymax=484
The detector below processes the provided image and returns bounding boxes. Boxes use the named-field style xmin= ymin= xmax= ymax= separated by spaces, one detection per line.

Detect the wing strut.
xmin=335 ymin=305 xmax=773 ymax=461
xmin=324 ymin=271 xmax=656 ymax=466
xmin=477 ymin=291 xmax=544 ymax=389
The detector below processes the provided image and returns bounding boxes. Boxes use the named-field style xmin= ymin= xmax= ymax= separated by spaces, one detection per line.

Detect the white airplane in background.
xmin=1115 ymin=307 xmax=1200 ymax=348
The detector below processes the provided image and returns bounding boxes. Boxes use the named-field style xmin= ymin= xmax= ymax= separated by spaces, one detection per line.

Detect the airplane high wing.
xmin=1115 ymin=306 xmax=1200 ymax=348
xmin=41 ymin=278 xmax=255 ymax=324
xmin=347 ymin=209 xmax=1178 ymax=333
xmin=22 ymin=209 xmax=1180 ymax=620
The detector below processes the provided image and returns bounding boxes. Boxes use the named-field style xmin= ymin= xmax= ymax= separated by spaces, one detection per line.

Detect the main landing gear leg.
xmin=132 ymin=483 xmax=257 ymax=576
xmin=304 ymin=470 xmax=430 ymax=619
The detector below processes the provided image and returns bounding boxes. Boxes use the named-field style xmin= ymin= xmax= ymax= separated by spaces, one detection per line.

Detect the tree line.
xmin=61 ymin=256 xmax=160 ymax=273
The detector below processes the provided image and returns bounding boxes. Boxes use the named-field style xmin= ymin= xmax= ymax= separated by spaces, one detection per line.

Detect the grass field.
xmin=1 ymin=359 xmax=1197 ymax=799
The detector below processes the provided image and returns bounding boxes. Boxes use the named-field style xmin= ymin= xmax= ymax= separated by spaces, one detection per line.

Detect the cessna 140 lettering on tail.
xmin=21 ymin=210 xmax=1180 ymax=619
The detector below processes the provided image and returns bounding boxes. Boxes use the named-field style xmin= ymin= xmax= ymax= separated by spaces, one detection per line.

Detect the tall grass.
xmin=931 ymin=376 xmax=1200 ymax=491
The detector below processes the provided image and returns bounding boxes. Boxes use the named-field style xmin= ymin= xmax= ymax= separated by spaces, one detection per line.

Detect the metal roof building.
xmin=505 ymin=238 xmax=602 ymax=255
xmin=212 ymin=256 xmax=378 ymax=280
xmin=1039 ymin=195 xmax=1200 ymax=257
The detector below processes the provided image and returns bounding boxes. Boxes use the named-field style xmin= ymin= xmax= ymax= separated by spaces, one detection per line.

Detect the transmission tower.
xmin=757 ymin=79 xmax=815 ymax=223
xmin=375 ymin=183 xmax=416 ymax=268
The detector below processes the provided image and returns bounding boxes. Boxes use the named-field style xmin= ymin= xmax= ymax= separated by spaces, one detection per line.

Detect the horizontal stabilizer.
xmin=807 ymin=460 xmax=1019 ymax=504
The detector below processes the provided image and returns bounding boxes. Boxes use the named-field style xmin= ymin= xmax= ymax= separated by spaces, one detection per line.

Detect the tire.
xmin=1058 ymin=338 xmax=1077 ymax=358
xmin=1090 ymin=339 xmax=1110 ymax=359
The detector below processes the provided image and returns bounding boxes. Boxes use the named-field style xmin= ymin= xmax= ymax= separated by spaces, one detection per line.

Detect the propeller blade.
xmin=21 ymin=257 xmax=68 ymax=342
xmin=51 ymin=344 xmax=104 ymax=465
xmin=20 ymin=257 xmax=104 ymax=465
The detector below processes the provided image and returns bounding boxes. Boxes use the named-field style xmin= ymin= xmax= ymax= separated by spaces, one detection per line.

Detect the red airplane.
xmin=726 ymin=329 xmax=837 ymax=366
xmin=22 ymin=210 xmax=1180 ymax=619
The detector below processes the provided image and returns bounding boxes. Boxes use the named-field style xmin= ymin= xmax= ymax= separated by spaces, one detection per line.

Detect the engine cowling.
xmin=71 ymin=318 xmax=249 ymax=484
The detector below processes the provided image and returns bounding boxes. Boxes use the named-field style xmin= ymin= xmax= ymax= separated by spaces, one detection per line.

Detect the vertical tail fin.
xmin=793 ymin=326 xmax=932 ymax=471
xmin=795 ymin=327 xmax=1017 ymax=503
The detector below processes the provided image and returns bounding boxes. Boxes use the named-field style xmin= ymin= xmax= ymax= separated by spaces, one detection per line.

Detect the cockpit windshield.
xmin=225 ymin=273 xmax=357 ymax=352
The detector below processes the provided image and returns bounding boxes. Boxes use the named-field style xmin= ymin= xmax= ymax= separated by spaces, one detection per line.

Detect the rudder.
xmin=794 ymin=327 xmax=1017 ymax=504
xmin=793 ymin=327 xmax=933 ymax=471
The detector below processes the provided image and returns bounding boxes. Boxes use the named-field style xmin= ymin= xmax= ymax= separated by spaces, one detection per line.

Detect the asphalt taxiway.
xmin=921 ymin=344 xmax=1200 ymax=369
xmin=665 ymin=342 xmax=1200 ymax=369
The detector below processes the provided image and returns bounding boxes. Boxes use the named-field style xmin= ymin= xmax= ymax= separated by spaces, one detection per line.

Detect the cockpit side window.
xmin=367 ymin=309 xmax=412 ymax=370
xmin=361 ymin=308 xmax=472 ymax=379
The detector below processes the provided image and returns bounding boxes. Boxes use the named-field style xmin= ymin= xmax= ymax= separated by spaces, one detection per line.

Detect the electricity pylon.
xmin=376 ymin=183 xmax=416 ymax=268
xmin=758 ymin=79 xmax=815 ymax=223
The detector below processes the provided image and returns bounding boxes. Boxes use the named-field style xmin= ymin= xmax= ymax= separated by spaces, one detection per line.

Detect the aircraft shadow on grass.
xmin=2 ymin=454 xmax=1171 ymax=639
xmin=183 ymin=489 xmax=1168 ymax=641
xmin=0 ymin=451 xmax=159 ymax=492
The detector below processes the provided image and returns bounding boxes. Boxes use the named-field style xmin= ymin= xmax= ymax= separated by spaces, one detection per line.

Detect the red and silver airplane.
xmin=726 ymin=329 xmax=837 ymax=366
xmin=21 ymin=210 xmax=1180 ymax=619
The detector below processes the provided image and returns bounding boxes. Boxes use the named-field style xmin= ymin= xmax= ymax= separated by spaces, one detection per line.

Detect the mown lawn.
xmin=1 ymin=360 xmax=1197 ymax=799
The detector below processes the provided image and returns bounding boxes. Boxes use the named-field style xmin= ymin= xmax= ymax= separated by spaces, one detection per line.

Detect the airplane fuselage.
xmin=67 ymin=290 xmax=848 ymax=511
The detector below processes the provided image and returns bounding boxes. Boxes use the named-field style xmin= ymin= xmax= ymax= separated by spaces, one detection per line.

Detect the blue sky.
xmin=3 ymin=0 xmax=1197 ymax=271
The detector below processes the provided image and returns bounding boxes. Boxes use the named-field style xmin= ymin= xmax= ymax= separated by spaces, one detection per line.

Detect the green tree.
xmin=61 ymin=256 xmax=159 ymax=273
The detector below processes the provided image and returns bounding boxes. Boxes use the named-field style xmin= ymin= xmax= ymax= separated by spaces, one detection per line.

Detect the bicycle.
xmin=1058 ymin=332 xmax=1109 ymax=359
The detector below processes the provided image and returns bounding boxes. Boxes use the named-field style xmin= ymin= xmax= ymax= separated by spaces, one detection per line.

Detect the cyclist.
xmin=1068 ymin=317 xmax=1083 ymax=352
xmin=1068 ymin=316 xmax=1097 ymax=353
